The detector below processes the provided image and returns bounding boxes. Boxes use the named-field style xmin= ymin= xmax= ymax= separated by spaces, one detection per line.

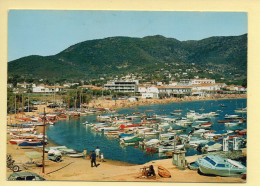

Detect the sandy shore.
xmin=88 ymin=94 xmax=247 ymax=111
xmin=6 ymin=134 xmax=245 ymax=182
xmin=6 ymin=94 xmax=246 ymax=182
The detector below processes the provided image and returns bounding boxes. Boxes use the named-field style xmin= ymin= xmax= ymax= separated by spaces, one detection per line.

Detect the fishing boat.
xmin=196 ymin=155 xmax=246 ymax=177
xmin=158 ymin=166 xmax=171 ymax=178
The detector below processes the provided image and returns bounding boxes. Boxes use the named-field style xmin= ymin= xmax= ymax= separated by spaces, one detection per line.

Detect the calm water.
xmin=46 ymin=99 xmax=247 ymax=164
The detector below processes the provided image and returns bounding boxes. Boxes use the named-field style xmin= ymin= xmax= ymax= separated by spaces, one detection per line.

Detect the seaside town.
xmin=6 ymin=75 xmax=247 ymax=182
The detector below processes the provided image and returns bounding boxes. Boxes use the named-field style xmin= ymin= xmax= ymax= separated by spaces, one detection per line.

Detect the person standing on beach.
xmin=95 ymin=146 xmax=100 ymax=162
xmin=90 ymin=151 xmax=97 ymax=167
xmin=83 ymin=148 xmax=87 ymax=159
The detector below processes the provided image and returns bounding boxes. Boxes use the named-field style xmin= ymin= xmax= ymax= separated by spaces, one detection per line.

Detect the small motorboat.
xmin=196 ymin=155 xmax=246 ymax=177
xmin=158 ymin=166 xmax=171 ymax=178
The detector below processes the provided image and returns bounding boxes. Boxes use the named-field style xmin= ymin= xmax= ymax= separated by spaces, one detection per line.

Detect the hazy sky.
xmin=8 ymin=10 xmax=247 ymax=61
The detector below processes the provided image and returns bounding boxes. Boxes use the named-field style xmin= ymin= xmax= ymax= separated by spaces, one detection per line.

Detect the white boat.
xmin=202 ymin=143 xmax=222 ymax=152
xmin=158 ymin=144 xmax=184 ymax=153
xmin=69 ymin=153 xmax=84 ymax=158
xmin=9 ymin=127 xmax=35 ymax=132
xmin=225 ymin=121 xmax=242 ymax=127
xmin=193 ymin=129 xmax=209 ymax=134
xmin=225 ymin=114 xmax=242 ymax=119
xmin=189 ymin=139 xmax=209 ymax=147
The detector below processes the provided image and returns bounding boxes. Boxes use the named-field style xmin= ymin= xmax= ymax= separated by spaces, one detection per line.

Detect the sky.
xmin=8 ymin=10 xmax=247 ymax=62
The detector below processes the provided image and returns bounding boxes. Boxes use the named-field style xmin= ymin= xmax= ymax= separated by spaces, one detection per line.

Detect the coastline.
xmin=88 ymin=94 xmax=247 ymax=111
xmin=6 ymin=95 xmax=247 ymax=182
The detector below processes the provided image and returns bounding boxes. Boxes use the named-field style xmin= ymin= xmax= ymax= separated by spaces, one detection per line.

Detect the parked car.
xmin=8 ymin=172 xmax=45 ymax=181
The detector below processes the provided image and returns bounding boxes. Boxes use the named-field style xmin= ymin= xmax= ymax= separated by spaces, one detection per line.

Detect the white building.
xmin=190 ymin=79 xmax=215 ymax=85
xmin=141 ymin=92 xmax=158 ymax=99
xmin=104 ymin=80 xmax=138 ymax=92
xmin=138 ymin=85 xmax=147 ymax=93
xmin=33 ymin=84 xmax=64 ymax=93
xmin=157 ymin=86 xmax=192 ymax=96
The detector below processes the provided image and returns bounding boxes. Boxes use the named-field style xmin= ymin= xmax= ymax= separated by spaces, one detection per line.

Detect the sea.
xmin=46 ymin=98 xmax=247 ymax=165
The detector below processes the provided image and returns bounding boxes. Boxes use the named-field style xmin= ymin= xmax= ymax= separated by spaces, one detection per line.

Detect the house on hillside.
xmin=17 ymin=83 xmax=31 ymax=89
xmin=32 ymin=84 xmax=65 ymax=93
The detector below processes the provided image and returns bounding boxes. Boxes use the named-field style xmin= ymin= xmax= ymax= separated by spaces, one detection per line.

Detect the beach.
xmin=6 ymin=95 xmax=247 ymax=182
xmin=6 ymin=134 xmax=245 ymax=182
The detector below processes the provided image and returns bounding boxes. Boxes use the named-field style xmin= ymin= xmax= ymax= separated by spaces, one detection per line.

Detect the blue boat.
xmin=18 ymin=141 xmax=43 ymax=147
xmin=196 ymin=155 xmax=246 ymax=177
xmin=119 ymin=133 xmax=134 ymax=138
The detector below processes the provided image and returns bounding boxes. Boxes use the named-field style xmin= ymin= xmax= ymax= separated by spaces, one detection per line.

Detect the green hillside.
xmin=8 ymin=34 xmax=247 ymax=81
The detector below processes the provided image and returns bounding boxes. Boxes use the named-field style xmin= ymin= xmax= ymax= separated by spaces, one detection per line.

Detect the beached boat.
xmin=18 ymin=140 xmax=43 ymax=147
xmin=196 ymin=155 xmax=246 ymax=177
xmin=69 ymin=153 xmax=84 ymax=158
xmin=188 ymin=161 xmax=199 ymax=170
xmin=158 ymin=166 xmax=171 ymax=178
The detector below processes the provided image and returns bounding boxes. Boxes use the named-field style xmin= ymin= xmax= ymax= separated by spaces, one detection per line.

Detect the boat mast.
xmin=42 ymin=108 xmax=46 ymax=173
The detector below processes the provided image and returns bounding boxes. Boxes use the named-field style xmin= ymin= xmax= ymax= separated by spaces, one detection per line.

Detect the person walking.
xmin=95 ymin=146 xmax=100 ymax=162
xmin=90 ymin=151 xmax=97 ymax=167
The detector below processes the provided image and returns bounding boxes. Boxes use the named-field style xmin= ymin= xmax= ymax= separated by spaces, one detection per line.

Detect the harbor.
xmin=6 ymin=97 xmax=247 ymax=182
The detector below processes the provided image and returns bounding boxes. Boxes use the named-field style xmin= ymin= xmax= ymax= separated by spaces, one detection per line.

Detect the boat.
xmin=225 ymin=114 xmax=242 ymax=119
xmin=158 ymin=144 xmax=184 ymax=153
xmin=120 ymin=136 xmax=143 ymax=144
xmin=201 ymin=143 xmax=223 ymax=153
xmin=119 ymin=133 xmax=135 ymax=138
xmin=174 ymin=110 xmax=182 ymax=112
xmin=218 ymin=120 xmax=234 ymax=123
xmin=18 ymin=141 xmax=43 ymax=147
xmin=145 ymin=145 xmax=159 ymax=152
xmin=158 ymin=166 xmax=171 ymax=178
xmin=235 ymin=108 xmax=247 ymax=113
xmin=235 ymin=129 xmax=247 ymax=135
xmin=224 ymin=121 xmax=242 ymax=127
xmin=171 ymin=112 xmax=181 ymax=116
xmin=69 ymin=153 xmax=84 ymax=158
xmin=188 ymin=161 xmax=199 ymax=170
xmin=196 ymin=155 xmax=246 ymax=177
xmin=220 ymin=104 xmax=227 ymax=107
